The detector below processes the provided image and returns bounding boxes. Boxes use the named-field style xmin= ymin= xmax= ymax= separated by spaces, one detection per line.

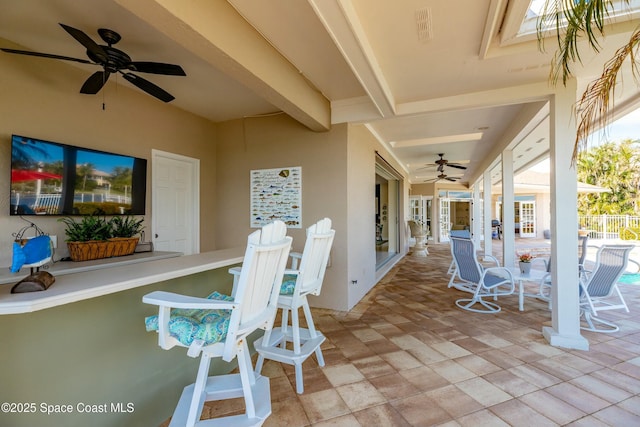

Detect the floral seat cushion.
xmin=280 ymin=274 xmax=298 ymax=295
xmin=145 ymin=291 xmax=233 ymax=346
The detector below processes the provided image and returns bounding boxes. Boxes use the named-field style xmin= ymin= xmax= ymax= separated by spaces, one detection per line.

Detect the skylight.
xmin=501 ymin=0 xmax=640 ymax=46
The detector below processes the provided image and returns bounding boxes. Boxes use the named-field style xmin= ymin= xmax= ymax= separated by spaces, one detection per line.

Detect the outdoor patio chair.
xmin=538 ymin=235 xmax=590 ymax=307
xmin=407 ymin=220 xmax=429 ymax=255
xmin=142 ymin=221 xmax=292 ymax=427
xmin=447 ymin=236 xmax=501 ymax=292
xmin=252 ymin=217 xmax=335 ymax=394
xmin=579 ymin=244 xmax=634 ymax=333
xmin=449 ymin=236 xmax=515 ymax=313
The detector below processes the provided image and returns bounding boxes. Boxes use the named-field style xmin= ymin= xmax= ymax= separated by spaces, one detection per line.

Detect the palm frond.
xmin=574 ymin=28 xmax=640 ymax=163
xmin=539 ymin=0 xmax=617 ymax=84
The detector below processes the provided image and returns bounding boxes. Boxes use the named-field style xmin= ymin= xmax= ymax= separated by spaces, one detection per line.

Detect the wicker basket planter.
xmin=67 ymin=237 xmax=139 ymax=262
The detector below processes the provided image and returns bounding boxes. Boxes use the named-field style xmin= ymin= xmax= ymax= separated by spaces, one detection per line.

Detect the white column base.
xmin=542 ymin=326 xmax=589 ymax=351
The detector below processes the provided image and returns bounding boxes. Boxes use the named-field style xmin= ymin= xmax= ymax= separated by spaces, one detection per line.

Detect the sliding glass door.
xmin=375 ymin=163 xmax=399 ymax=269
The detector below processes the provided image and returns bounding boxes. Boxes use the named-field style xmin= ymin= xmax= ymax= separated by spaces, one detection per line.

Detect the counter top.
xmin=0 ymin=247 xmax=245 ymax=315
xmin=0 ymin=251 xmax=183 ymax=285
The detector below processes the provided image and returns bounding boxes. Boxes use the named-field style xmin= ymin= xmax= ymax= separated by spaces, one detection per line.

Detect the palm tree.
xmin=537 ymin=0 xmax=640 ymax=161
xmin=577 ymin=140 xmax=640 ymax=215
xmin=76 ymin=163 xmax=95 ymax=191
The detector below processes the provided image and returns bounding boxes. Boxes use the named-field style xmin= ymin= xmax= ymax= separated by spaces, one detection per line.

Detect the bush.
xmin=620 ymin=227 xmax=640 ymax=240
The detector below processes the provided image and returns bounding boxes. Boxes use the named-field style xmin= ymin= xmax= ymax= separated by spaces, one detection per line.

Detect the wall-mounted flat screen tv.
xmin=10 ymin=135 xmax=147 ymax=216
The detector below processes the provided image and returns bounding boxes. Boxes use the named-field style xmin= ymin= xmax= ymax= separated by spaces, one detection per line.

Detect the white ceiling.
xmin=2 ymin=0 xmax=639 ymax=185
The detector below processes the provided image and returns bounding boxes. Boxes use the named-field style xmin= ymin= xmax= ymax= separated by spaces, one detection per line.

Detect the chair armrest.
xmin=228 ymin=266 xmax=241 ymax=276
xmin=284 ymin=268 xmax=300 ymax=275
xmin=483 ymin=266 xmax=514 ymax=281
xmin=481 ymin=267 xmax=515 ymax=293
xmin=531 ymin=257 xmax=548 ymax=269
xmin=540 ymin=272 xmax=551 ymax=283
xmin=628 ymin=258 xmax=640 ymax=273
xmin=479 ymin=254 xmax=500 ymax=267
xmin=143 ymin=291 xmax=236 ymax=310
xmin=289 ymin=252 xmax=302 ymax=269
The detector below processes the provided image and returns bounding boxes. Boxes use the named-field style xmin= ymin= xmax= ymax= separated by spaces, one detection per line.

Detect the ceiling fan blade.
xmin=445 ymin=177 xmax=459 ymax=181
xmin=1 ymin=48 xmax=94 ymax=65
xmin=415 ymin=164 xmax=437 ymax=171
xmin=448 ymin=164 xmax=467 ymax=170
xmin=127 ymin=61 xmax=186 ymax=76
xmin=121 ymin=72 xmax=175 ymax=102
xmin=80 ymin=71 xmax=110 ymax=94
xmin=59 ymin=23 xmax=108 ymax=63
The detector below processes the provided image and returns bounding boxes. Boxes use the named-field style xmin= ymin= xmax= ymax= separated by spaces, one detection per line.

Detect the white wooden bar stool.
xmin=253 ymin=217 xmax=335 ymax=394
xmin=143 ymin=221 xmax=292 ymax=427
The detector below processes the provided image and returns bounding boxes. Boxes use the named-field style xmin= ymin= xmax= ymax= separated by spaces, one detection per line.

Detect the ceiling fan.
xmin=417 ymin=153 xmax=468 ymax=172
xmin=424 ymin=173 xmax=461 ymax=183
xmin=1 ymin=23 xmax=186 ymax=102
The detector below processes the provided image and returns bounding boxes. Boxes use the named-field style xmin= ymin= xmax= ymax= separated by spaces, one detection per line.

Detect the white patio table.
xmin=502 ymin=267 xmax=548 ymax=311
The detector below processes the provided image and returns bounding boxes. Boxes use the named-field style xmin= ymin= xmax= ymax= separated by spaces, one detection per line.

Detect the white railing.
xmin=33 ymin=194 xmax=62 ymax=214
xmin=13 ymin=192 xmax=132 ymax=215
xmin=579 ymin=214 xmax=640 ymax=239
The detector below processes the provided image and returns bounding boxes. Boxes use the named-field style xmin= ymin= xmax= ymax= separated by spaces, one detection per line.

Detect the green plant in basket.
xmin=59 ymin=215 xmax=112 ymax=242
xmin=110 ymin=216 xmax=144 ymax=238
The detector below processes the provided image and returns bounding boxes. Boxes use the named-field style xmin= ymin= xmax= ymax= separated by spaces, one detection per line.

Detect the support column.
xmin=483 ymin=171 xmax=493 ymax=258
xmin=501 ymin=150 xmax=515 ymax=268
xmin=472 ymin=181 xmax=482 ymax=248
xmin=542 ymin=79 xmax=589 ymax=350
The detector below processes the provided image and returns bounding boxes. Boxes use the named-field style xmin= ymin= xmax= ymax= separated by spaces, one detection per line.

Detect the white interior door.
xmin=439 ymin=198 xmax=451 ymax=242
xmin=519 ymin=201 xmax=536 ymax=237
xmin=409 ymin=196 xmax=424 ymax=222
xmin=152 ymin=150 xmax=200 ymax=255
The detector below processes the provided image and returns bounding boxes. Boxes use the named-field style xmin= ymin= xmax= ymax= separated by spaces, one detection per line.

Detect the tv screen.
xmin=10 ymin=135 xmax=147 ymax=216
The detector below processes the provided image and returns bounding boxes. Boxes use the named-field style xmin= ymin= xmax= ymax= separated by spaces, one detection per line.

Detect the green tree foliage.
xmin=75 ymin=162 xmax=96 ymax=191
xmin=577 ymin=140 xmax=640 ymax=215
xmin=110 ymin=166 xmax=133 ymax=193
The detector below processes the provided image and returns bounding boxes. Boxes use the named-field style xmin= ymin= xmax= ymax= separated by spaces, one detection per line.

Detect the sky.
xmin=593 ymin=108 xmax=640 ymax=145
xmin=13 ymin=136 xmax=133 ymax=174
xmin=531 ymin=107 xmax=640 ymax=172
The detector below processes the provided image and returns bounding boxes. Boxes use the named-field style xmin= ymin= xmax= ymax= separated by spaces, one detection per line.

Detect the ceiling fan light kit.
xmin=416 ymin=154 xmax=468 ymax=183
xmin=424 ymin=172 xmax=461 ymax=183
xmin=0 ymin=23 xmax=186 ymax=103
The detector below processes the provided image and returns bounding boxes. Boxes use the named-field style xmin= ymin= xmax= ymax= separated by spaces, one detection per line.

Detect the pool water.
xmin=618 ymin=273 xmax=640 ymax=285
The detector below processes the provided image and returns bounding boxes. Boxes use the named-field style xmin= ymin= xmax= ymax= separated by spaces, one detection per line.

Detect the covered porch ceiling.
xmin=1 ymin=0 xmax=639 ymax=183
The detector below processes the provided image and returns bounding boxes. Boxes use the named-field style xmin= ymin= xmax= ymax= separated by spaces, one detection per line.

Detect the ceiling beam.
xmin=468 ymin=100 xmax=550 ymax=184
xmin=115 ymin=0 xmax=330 ymax=131
xmin=309 ymin=0 xmax=396 ymax=119
xmin=396 ymin=81 xmax=554 ymax=116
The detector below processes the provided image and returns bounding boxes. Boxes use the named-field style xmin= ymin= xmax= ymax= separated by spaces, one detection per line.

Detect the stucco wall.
xmin=215 ymin=114 xmax=350 ymax=310
xmin=0 ymin=47 xmax=218 ymax=266
xmin=214 ymin=116 xmax=408 ymax=311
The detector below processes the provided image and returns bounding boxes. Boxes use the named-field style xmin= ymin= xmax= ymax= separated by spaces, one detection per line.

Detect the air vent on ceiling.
xmin=415 ymin=7 xmax=433 ymax=42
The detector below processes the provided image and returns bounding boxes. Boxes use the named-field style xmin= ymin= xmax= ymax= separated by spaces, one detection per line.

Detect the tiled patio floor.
xmin=178 ymin=243 xmax=640 ymax=426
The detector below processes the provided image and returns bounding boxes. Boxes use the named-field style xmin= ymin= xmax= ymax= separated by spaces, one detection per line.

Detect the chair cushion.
xmin=145 ymin=291 xmax=233 ymax=346
xmin=280 ymin=274 xmax=297 ymax=295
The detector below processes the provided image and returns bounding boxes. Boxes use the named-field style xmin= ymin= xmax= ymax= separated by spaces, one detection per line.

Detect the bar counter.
xmin=0 ymin=248 xmax=245 ymax=427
